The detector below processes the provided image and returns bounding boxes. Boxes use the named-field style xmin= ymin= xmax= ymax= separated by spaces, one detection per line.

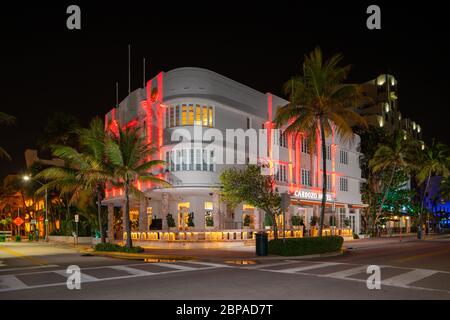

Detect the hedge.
xmin=94 ymin=243 xmax=144 ymax=254
xmin=268 ymin=236 xmax=344 ymax=256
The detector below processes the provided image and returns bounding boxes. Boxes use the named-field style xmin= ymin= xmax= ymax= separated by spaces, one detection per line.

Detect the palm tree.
xmin=415 ymin=140 xmax=450 ymax=238
xmin=36 ymin=118 xmax=111 ymax=243
xmin=369 ymin=131 xmax=418 ymax=233
xmin=275 ymin=48 xmax=367 ymax=236
xmin=0 ymin=112 xmax=16 ymax=160
xmin=105 ymin=125 xmax=169 ymax=248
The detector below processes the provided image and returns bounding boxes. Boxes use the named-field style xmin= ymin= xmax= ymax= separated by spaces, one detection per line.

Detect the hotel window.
xmin=340 ymin=177 xmax=348 ymax=192
xmin=195 ymin=104 xmax=202 ymax=125
xmin=166 ymin=151 xmax=170 ymax=170
xmin=340 ymin=150 xmax=348 ymax=165
xmin=246 ymin=118 xmax=250 ymax=129
xmin=279 ymin=131 xmax=287 ymax=148
xmin=181 ymin=104 xmax=187 ymax=125
xmin=202 ymin=106 xmax=209 ymax=126
xmin=301 ymin=169 xmax=311 ymax=186
xmin=182 ymin=149 xmax=188 ymax=171
xmin=326 ymin=145 xmax=332 ymax=160
xmin=175 ymin=105 xmax=180 ymax=126
xmin=188 ymin=104 xmax=194 ymax=125
xmin=326 ymin=174 xmax=331 ymax=191
xmin=168 ymin=148 xmax=215 ymax=172
xmin=170 ymin=107 xmax=174 ymax=127
xmin=165 ymin=109 xmax=169 ymax=128
xmin=275 ymin=164 xmax=287 ymax=182
xmin=208 ymin=107 xmax=213 ymax=127
xmin=195 ymin=149 xmax=201 ymax=171
xmin=176 ymin=150 xmax=181 ymax=171
xmin=301 ymin=139 xmax=309 ymax=154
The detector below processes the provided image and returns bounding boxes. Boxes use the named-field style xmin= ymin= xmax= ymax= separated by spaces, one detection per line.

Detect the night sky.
xmin=1 ymin=1 xmax=449 ymax=178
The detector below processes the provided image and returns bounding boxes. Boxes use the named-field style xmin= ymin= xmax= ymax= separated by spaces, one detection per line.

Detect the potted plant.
xmin=205 ymin=213 xmax=214 ymax=228
xmin=291 ymin=216 xmax=302 ymax=229
xmin=264 ymin=214 xmax=273 ymax=230
xmin=187 ymin=212 xmax=195 ymax=228
xmin=166 ymin=213 xmax=175 ymax=230
xmin=243 ymin=214 xmax=251 ymax=228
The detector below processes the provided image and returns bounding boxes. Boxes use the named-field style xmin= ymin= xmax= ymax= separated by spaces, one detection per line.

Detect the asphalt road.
xmin=1 ymin=236 xmax=450 ymax=300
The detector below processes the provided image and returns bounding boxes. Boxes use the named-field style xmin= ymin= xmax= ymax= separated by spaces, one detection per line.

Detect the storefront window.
xmin=205 ymin=202 xmax=213 ymax=228
xmin=178 ymin=202 xmax=190 ymax=230
xmin=147 ymin=207 xmax=152 ymax=230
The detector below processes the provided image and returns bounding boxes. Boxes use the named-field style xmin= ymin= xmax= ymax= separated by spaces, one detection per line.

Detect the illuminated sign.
xmin=292 ymin=190 xmax=333 ymax=202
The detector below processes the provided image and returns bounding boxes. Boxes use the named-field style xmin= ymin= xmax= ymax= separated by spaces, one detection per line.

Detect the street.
xmin=1 ymin=236 xmax=450 ymax=300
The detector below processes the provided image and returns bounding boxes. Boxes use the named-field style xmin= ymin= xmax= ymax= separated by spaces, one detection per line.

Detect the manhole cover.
xmin=224 ymin=260 xmax=258 ymax=265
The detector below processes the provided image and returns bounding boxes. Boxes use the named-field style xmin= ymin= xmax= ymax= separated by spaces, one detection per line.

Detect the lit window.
xmin=188 ymin=104 xmax=194 ymax=125
xmin=195 ymin=104 xmax=201 ymax=125
xmin=301 ymin=169 xmax=311 ymax=186
xmin=208 ymin=107 xmax=213 ymax=127
xmin=202 ymin=106 xmax=208 ymax=126
xmin=205 ymin=202 xmax=213 ymax=210
xmin=181 ymin=104 xmax=187 ymax=125
xmin=170 ymin=107 xmax=174 ymax=127
xmin=175 ymin=106 xmax=180 ymax=126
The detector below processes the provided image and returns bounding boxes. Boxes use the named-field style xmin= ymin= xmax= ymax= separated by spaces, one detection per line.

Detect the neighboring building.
xmin=358 ymin=74 xmax=425 ymax=149
xmin=102 ymin=67 xmax=364 ymax=241
xmin=25 ymin=149 xmax=65 ymax=168
xmin=423 ymin=176 xmax=450 ymax=229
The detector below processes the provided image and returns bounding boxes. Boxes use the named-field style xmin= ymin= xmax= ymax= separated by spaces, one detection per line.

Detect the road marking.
xmin=383 ymin=269 xmax=438 ymax=287
xmin=185 ymin=261 xmax=232 ymax=268
xmin=263 ymin=262 xmax=340 ymax=274
xmin=53 ymin=270 xmax=99 ymax=282
xmin=0 ymin=264 xmax=59 ymax=273
xmin=242 ymin=260 xmax=300 ymax=269
xmin=0 ymin=246 xmax=49 ymax=266
xmin=0 ymin=275 xmax=28 ymax=291
xmin=324 ymin=265 xmax=368 ymax=279
xmin=108 ymin=265 xmax=155 ymax=276
xmin=154 ymin=263 xmax=197 ymax=271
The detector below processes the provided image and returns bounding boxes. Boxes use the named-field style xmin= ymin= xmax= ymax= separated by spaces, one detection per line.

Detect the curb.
xmin=81 ymin=249 xmax=197 ymax=261
xmin=249 ymin=250 xmax=344 ymax=261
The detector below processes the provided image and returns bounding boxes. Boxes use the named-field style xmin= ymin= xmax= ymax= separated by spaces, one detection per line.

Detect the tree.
xmin=415 ymin=140 xmax=450 ymax=238
xmin=36 ymin=118 xmax=111 ymax=243
xmin=275 ymin=48 xmax=367 ymax=236
xmin=37 ymin=112 xmax=80 ymax=152
xmin=219 ymin=164 xmax=281 ymax=239
xmin=368 ymin=131 xmax=417 ymax=233
xmin=0 ymin=112 xmax=16 ymax=160
xmin=105 ymin=125 xmax=169 ymax=248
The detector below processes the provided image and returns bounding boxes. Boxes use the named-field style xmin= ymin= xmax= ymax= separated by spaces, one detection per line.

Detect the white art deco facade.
xmin=103 ymin=67 xmax=364 ymax=241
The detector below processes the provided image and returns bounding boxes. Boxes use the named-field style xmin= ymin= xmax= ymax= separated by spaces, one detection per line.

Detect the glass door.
xmin=178 ymin=202 xmax=190 ymax=230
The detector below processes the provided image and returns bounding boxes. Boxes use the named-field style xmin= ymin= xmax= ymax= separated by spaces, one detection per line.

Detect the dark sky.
xmin=1 ymin=1 xmax=449 ymax=178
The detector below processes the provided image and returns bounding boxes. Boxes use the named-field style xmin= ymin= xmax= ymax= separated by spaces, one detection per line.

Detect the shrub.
xmin=353 ymin=233 xmax=360 ymax=239
xmin=0 ymin=234 xmax=5 ymax=242
xmin=166 ymin=214 xmax=176 ymax=229
xmin=268 ymin=236 xmax=344 ymax=256
xmin=243 ymin=214 xmax=251 ymax=227
xmin=264 ymin=214 xmax=273 ymax=227
xmin=15 ymin=235 xmax=21 ymax=242
xmin=94 ymin=243 xmax=144 ymax=254
xmin=187 ymin=212 xmax=195 ymax=227
xmin=291 ymin=216 xmax=302 ymax=226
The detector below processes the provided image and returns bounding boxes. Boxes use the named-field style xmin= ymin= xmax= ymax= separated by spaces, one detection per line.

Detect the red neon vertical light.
xmin=331 ymin=124 xmax=336 ymax=199
xmin=295 ymin=133 xmax=301 ymax=188
xmin=287 ymin=132 xmax=293 ymax=192
xmin=157 ymin=72 xmax=164 ymax=161
xmin=316 ymin=122 xmax=321 ymax=188
xmin=266 ymin=93 xmax=273 ymax=175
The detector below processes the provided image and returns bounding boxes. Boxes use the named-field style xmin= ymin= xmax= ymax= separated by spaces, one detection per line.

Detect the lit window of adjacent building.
xmin=340 ymin=177 xmax=348 ymax=192
xmin=340 ymin=150 xmax=348 ymax=165
xmin=301 ymin=169 xmax=311 ymax=186
xmin=275 ymin=164 xmax=288 ymax=182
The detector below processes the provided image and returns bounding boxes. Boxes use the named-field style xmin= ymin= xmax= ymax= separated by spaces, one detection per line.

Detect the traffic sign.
xmin=74 ymin=214 xmax=79 ymax=223
xmin=14 ymin=217 xmax=24 ymax=226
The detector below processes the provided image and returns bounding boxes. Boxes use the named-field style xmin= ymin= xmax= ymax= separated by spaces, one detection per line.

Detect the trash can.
xmin=255 ymin=231 xmax=268 ymax=256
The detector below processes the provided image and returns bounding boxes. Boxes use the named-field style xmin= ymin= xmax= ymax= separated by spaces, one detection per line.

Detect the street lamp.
xmin=23 ymin=174 xmax=48 ymax=242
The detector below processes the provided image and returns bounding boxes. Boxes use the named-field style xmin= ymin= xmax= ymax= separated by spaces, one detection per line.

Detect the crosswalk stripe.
xmin=325 ymin=265 xmax=368 ymax=279
xmin=0 ymin=264 xmax=59 ymax=273
xmin=53 ymin=270 xmax=98 ymax=282
xmin=244 ymin=260 xmax=300 ymax=269
xmin=383 ymin=269 xmax=438 ymax=287
xmin=184 ymin=261 xmax=230 ymax=268
xmin=153 ymin=263 xmax=197 ymax=271
xmin=108 ymin=265 xmax=155 ymax=276
xmin=0 ymin=275 xmax=28 ymax=291
xmin=265 ymin=262 xmax=340 ymax=274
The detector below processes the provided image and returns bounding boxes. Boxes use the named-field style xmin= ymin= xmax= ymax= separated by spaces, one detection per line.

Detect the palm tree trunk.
xmin=419 ymin=170 xmax=432 ymax=239
xmin=318 ymin=119 xmax=327 ymax=237
xmin=97 ymin=189 xmax=105 ymax=243
xmin=271 ymin=211 xmax=278 ymax=240
xmin=124 ymin=183 xmax=132 ymax=248
xmin=373 ymin=163 xmax=397 ymax=234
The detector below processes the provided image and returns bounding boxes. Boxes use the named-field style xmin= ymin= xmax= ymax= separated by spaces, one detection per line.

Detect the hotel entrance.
xmin=178 ymin=202 xmax=190 ymax=230
xmin=242 ymin=204 xmax=255 ymax=229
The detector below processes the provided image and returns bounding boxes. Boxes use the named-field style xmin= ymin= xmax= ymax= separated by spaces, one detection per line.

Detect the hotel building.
xmin=103 ymin=67 xmax=364 ymax=241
